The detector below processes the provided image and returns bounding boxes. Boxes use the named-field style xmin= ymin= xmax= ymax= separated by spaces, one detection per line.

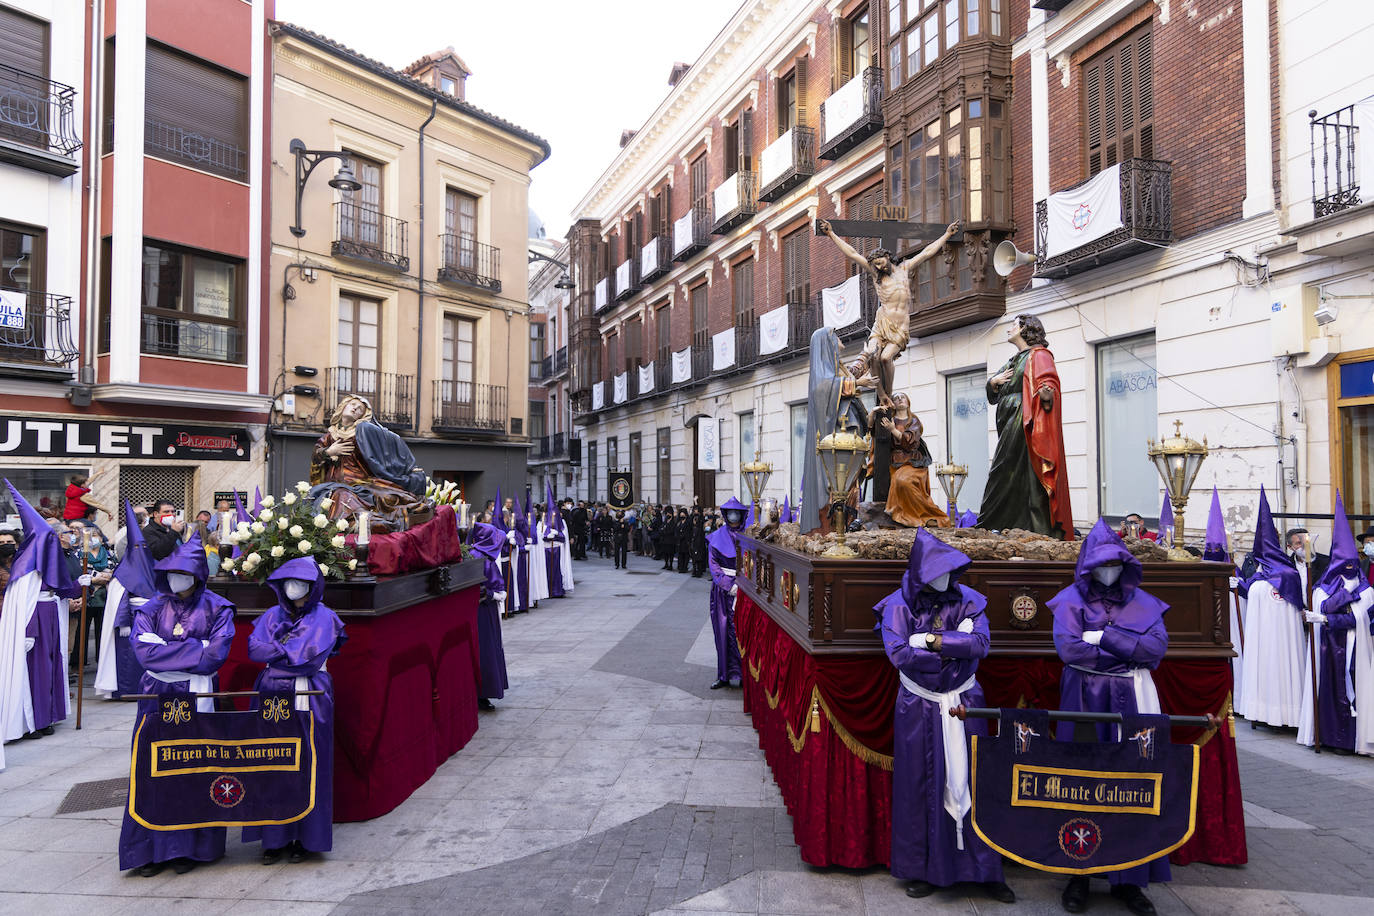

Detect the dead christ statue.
xmin=818 ymin=219 xmax=960 ymax=405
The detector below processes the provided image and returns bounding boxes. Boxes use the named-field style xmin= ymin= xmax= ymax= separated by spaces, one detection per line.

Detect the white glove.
xmin=201 ymin=639 xmax=210 ymax=648
xmin=1304 ymin=610 xmax=1326 ymax=624
xmin=1082 ymin=630 xmax=1105 ymax=646
xmin=492 ymin=591 xmax=507 ymax=603
xmin=1228 ymin=577 xmax=1240 ymax=589
xmin=137 ymin=632 xmax=168 ymax=646
xmin=908 ymin=633 xmax=923 ymax=649
xmin=729 ymin=584 xmax=738 ymax=596
xmin=24 ymin=637 xmax=35 ymax=652
xmin=957 ymin=617 xmax=975 ymax=634
xmin=506 ymin=531 xmax=517 ymax=545
xmin=118 ymin=627 xmax=131 ymax=637
xmin=77 ymin=574 xmax=93 ymax=587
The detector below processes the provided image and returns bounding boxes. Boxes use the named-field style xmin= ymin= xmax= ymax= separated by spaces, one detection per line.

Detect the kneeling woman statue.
xmin=310 ymin=395 xmax=434 ymax=534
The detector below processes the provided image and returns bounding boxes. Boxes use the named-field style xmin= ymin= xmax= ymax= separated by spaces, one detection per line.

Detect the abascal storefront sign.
xmin=0 ymin=415 xmax=251 ymax=461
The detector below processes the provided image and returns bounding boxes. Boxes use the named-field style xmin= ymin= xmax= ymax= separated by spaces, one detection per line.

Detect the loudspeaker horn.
xmin=993 ymin=240 xmax=1036 ymax=277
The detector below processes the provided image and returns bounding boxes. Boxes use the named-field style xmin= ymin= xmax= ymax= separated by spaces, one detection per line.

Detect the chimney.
xmin=668 ymin=62 xmax=690 ymax=88
xmin=619 ymin=129 xmax=637 ymax=148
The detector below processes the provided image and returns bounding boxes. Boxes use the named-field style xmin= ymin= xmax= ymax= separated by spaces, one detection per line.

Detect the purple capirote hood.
xmin=266 ymin=556 xmax=326 ymax=611
xmin=153 ymin=531 xmax=209 ymax=595
xmin=1244 ymin=486 xmax=1304 ymax=609
xmin=469 ymin=522 xmax=505 ymax=561
xmin=1203 ymin=487 xmax=1228 ymax=561
xmin=1073 ymin=518 xmax=1144 ymax=600
xmin=1317 ymin=491 xmax=1369 ymax=604
xmin=115 ymin=499 xmax=157 ymax=599
xmin=899 ymin=529 xmax=972 ymax=605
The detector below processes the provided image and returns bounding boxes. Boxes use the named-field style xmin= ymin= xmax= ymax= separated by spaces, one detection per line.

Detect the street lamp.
xmin=1147 ymin=419 xmax=1209 ymax=561
xmin=289 ymin=138 xmax=362 ymax=239
xmin=529 ymin=250 xmax=575 ymax=290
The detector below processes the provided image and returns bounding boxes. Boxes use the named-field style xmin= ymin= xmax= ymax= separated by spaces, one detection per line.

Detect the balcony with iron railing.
xmin=690 ymin=342 xmax=712 ymax=380
xmin=758 ymin=126 xmax=816 ymax=203
xmin=324 ymin=367 xmax=415 ymax=429
xmin=432 ymin=379 xmax=507 ymax=434
xmin=539 ymin=345 xmax=568 ymax=381
xmin=673 ymin=206 xmax=712 ymax=261
xmin=0 ymin=288 xmax=79 ymax=377
xmin=143 ymin=117 xmax=247 ymax=182
xmin=712 ymin=171 xmax=757 ymax=234
xmin=0 ymin=63 xmax=81 ymax=176
xmin=1310 ymin=105 xmax=1362 ymax=218
xmin=818 ymin=68 xmax=884 ymax=161
xmin=333 ymin=201 xmax=410 ymax=272
xmin=640 ymin=235 xmax=671 ymax=282
xmin=614 ymin=257 xmax=640 ymax=301
xmin=101 ymin=309 xmax=247 ymax=365
xmin=1034 ymin=158 xmax=1172 ymax=280
xmin=438 ymin=234 xmax=501 ymax=293
xmin=753 ymin=301 xmax=819 ymax=366
xmin=594 ymin=275 xmax=613 ymax=315
xmin=531 ymin=432 xmax=569 ymax=461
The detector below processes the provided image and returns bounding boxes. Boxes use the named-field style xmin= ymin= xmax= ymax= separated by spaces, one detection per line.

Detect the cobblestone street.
xmin=2 ymin=557 xmax=1372 ymax=914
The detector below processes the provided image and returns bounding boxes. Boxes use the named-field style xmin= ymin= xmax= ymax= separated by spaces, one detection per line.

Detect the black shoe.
xmin=137 ymin=862 xmax=164 ymax=877
xmin=262 ymin=847 xmax=283 ymax=866
xmin=171 ymin=857 xmax=196 ymax=875
xmin=709 ymin=679 xmax=728 ymax=690
xmin=905 ymin=880 xmax=936 ymax=898
xmin=729 ymin=680 xmax=742 ymax=688
xmin=287 ymin=842 xmax=308 ymax=864
xmin=984 ymin=881 xmax=1016 ymax=903
xmin=40 ymin=726 xmax=55 ymax=736
xmin=22 ymin=730 xmax=42 ymax=740
xmin=1062 ymin=877 xmax=1089 ymax=913
xmin=478 ymin=698 xmax=495 ymax=710
xmin=1109 ymin=884 xmax=1155 ymax=916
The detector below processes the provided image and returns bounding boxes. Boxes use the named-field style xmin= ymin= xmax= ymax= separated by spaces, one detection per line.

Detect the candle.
xmin=356 ymin=511 xmax=370 ymax=546
xmin=221 ymin=510 xmax=233 ymax=538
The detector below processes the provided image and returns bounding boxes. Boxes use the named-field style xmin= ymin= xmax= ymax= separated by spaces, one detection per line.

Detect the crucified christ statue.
xmin=818 ymin=219 xmax=960 ymax=405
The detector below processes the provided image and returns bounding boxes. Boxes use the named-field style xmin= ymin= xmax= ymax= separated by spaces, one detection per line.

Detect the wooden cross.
xmin=814 ymin=205 xmax=951 ymax=255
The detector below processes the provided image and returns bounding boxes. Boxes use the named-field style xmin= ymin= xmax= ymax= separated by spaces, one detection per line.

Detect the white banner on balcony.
xmin=823 ymin=74 xmax=863 ymax=145
xmin=673 ymin=211 xmax=693 ymax=256
xmin=1043 ymin=163 xmax=1123 ymax=260
xmin=671 ymin=347 xmax=692 ymax=383
xmin=821 ymin=273 xmax=862 ymax=330
xmin=758 ymin=305 xmax=789 ymax=355
xmin=0 ymin=289 xmax=26 ymax=330
xmin=639 ymin=361 xmax=655 ymax=394
xmin=616 ymin=259 xmax=633 ymax=294
xmin=697 ymin=417 xmax=720 ymax=471
xmin=613 ymin=372 xmax=628 ymax=403
xmin=760 ymin=128 xmax=793 ymax=188
xmin=712 ymin=327 xmax=736 ymax=371
xmin=592 ymin=381 xmax=604 ymax=411
xmin=641 ymin=239 xmax=659 ymax=276
xmin=1357 ymin=95 xmax=1374 ymax=203
xmin=713 ymin=176 xmax=740 ymax=217
xmin=595 ymin=277 xmax=609 ymax=311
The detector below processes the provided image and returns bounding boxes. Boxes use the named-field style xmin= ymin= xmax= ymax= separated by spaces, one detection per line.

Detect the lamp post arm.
xmin=290 ymin=138 xmax=352 ymax=239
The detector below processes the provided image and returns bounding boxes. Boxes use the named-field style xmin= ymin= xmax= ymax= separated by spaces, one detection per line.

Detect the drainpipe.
xmin=83 ymin=0 xmax=105 ymax=387
xmin=417 ymin=98 xmax=437 ymax=433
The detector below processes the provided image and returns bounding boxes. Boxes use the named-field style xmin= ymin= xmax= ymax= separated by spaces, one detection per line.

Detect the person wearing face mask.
xmin=706 ymin=498 xmax=749 ymax=690
xmin=242 ymin=558 xmax=346 ymax=864
xmin=468 ymin=523 xmax=510 ymax=710
xmin=118 ymin=532 xmax=235 ymax=877
xmin=1297 ymin=495 xmax=1374 ymax=755
xmin=1050 ymin=519 xmax=1170 ymax=916
xmin=874 ymin=529 xmax=1013 ymax=904
xmin=1284 ymin=527 xmax=1330 ymax=601
xmin=1357 ymin=527 xmax=1374 ymax=584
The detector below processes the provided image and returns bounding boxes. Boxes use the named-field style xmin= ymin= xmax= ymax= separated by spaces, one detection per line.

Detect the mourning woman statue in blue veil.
xmin=800 ymin=326 xmax=872 ymax=534
xmin=310 ymin=395 xmax=434 ymax=534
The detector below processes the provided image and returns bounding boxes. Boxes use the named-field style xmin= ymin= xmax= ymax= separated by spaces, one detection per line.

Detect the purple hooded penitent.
xmin=1203 ymin=487 xmax=1228 ymax=561
xmin=1317 ymin=492 xmax=1368 ymax=613
xmin=469 ymin=523 xmax=509 ymax=700
xmin=1307 ymin=491 xmax=1371 ymax=752
xmin=492 ymin=486 xmax=506 ymax=532
xmin=101 ymin=500 xmax=157 ymax=696
xmin=706 ymin=497 xmax=748 ymax=685
xmin=1159 ymin=495 xmax=1174 ymax=540
xmin=780 ymin=496 xmax=791 ymax=524
xmin=242 ymin=557 xmax=344 ymax=853
xmin=1243 ymin=486 xmax=1304 ymax=609
xmin=872 ymin=529 xmax=1001 ymax=887
xmin=253 ymin=486 xmax=263 ymax=515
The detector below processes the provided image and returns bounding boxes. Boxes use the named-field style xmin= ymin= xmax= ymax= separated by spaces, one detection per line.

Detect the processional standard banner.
xmin=128 ymin=693 xmax=316 ymax=829
xmin=696 ymin=418 xmax=720 ymax=471
xmin=971 ymin=709 xmax=1198 ymax=875
xmin=821 ymin=274 xmax=861 ymax=329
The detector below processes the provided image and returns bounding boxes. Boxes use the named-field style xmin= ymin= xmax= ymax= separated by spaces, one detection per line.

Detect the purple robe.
xmin=110 ymin=593 xmax=148 ymax=697
xmin=1049 ymin=518 xmax=1169 ymax=887
xmin=510 ymin=522 xmax=531 ymax=613
xmin=706 ymin=526 xmax=742 ymax=683
xmin=875 ymin=530 xmax=1002 ymax=886
xmin=1315 ymin=598 xmax=1361 ymax=751
xmin=119 ymin=538 xmax=236 ymax=872
xmin=25 ymin=598 xmax=66 ymax=730
xmin=242 ymin=558 xmax=345 ymax=852
xmin=543 ymin=530 xmax=566 ymax=598
xmin=476 ymin=557 xmax=509 ymax=699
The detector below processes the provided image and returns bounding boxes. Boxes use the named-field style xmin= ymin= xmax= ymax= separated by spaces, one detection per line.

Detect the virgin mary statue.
xmin=310 ymin=395 xmax=433 ymax=534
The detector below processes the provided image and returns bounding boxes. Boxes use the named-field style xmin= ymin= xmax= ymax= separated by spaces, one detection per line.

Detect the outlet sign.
xmin=0 ymin=416 xmax=251 ymax=461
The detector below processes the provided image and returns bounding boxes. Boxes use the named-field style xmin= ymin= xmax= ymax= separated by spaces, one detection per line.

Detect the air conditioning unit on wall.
xmin=1269 ymin=285 xmax=1319 ymax=358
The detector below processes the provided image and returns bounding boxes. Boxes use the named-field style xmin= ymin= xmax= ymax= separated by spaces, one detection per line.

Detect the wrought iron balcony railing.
xmin=432 ymin=379 xmax=507 ymax=434
xmin=673 ymin=206 xmax=712 ymax=261
xmin=614 ymin=256 xmax=640 ymax=301
xmin=818 ymin=67 xmax=884 ymax=161
xmin=438 ymin=234 xmax=501 ymax=293
xmin=690 ymin=342 xmax=712 ymax=380
xmin=758 ymin=126 xmax=816 ymax=203
xmin=640 ymin=235 xmax=671 ymax=281
xmin=0 ymin=288 xmax=79 ymax=370
xmin=809 ymin=277 xmax=877 ymax=345
xmin=531 ymin=432 xmax=568 ymax=460
xmin=1034 ymin=158 xmax=1173 ymax=280
xmin=655 ymin=352 xmax=675 ymax=392
xmin=1311 ymin=105 xmax=1362 ymax=218
xmin=144 ymin=117 xmax=247 ymax=181
xmin=325 ymin=367 xmax=415 ymax=430
xmin=538 ymin=345 xmax=567 ymax=381
xmin=712 ymin=171 xmax=757 ymax=234
xmin=333 ymin=201 xmax=410 ymax=272
xmin=752 ymin=301 xmax=820 ymax=366
xmin=132 ymin=312 xmax=246 ymax=364
xmin=0 ymin=63 xmax=81 ymax=176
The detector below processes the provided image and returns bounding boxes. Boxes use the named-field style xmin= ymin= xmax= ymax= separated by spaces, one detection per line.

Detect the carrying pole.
xmin=1305 ymin=533 xmax=1322 ymax=753
xmin=75 ymin=528 xmax=91 ymax=730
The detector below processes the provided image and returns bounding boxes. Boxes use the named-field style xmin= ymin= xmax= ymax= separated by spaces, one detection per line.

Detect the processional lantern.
xmin=934 ymin=461 xmax=969 ymax=521
xmin=757 ymin=496 xmax=779 ymax=525
xmin=1146 ymin=420 xmax=1209 ymax=562
xmin=740 ymin=459 xmax=773 ymax=518
xmin=817 ymin=430 xmax=870 ymax=558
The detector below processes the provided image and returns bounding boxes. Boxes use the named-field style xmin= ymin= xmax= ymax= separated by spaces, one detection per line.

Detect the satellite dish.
xmin=993 ymin=240 xmax=1036 ymax=277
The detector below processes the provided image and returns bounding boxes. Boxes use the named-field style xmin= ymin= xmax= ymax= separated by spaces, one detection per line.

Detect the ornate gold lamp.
xmin=1147 ymin=420 xmax=1209 ymax=562
xmin=817 ymin=430 xmax=870 ymax=558
xmin=934 ymin=461 xmax=969 ymax=522
xmin=740 ymin=458 xmax=773 ymax=518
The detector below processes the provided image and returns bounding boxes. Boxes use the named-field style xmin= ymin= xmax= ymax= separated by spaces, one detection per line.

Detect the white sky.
xmin=275 ymin=0 xmax=746 ymax=241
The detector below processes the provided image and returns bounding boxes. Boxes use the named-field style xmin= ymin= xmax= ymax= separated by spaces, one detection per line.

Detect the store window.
xmin=1096 ymin=335 xmax=1158 ymax=520
xmin=138 ymin=241 xmax=244 ymax=363
xmin=0 ymin=466 xmax=87 ymax=524
xmin=945 ymin=369 xmax=989 ymax=512
xmin=1333 ymin=352 xmax=1374 ymax=522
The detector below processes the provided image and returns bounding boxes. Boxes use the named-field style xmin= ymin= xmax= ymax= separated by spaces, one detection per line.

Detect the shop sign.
xmin=0 ymin=415 xmax=251 ymax=461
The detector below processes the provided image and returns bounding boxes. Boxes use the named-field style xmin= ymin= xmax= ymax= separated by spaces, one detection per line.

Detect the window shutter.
xmin=1136 ymin=30 xmax=1154 ymax=159
xmin=1085 ymin=61 xmax=1102 ymax=174
xmin=145 ymin=43 xmax=247 ymax=151
xmin=795 ymin=57 xmax=810 ymax=128
xmin=1083 ymin=25 xmax=1153 ymax=177
xmin=0 ymin=6 xmax=48 ymax=77
xmin=832 ymin=18 xmax=854 ymax=91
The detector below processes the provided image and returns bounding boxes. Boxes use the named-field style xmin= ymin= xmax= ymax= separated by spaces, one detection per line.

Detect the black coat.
xmin=570 ymin=507 xmax=589 ymax=536
xmin=143 ymin=520 xmax=182 ymax=561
